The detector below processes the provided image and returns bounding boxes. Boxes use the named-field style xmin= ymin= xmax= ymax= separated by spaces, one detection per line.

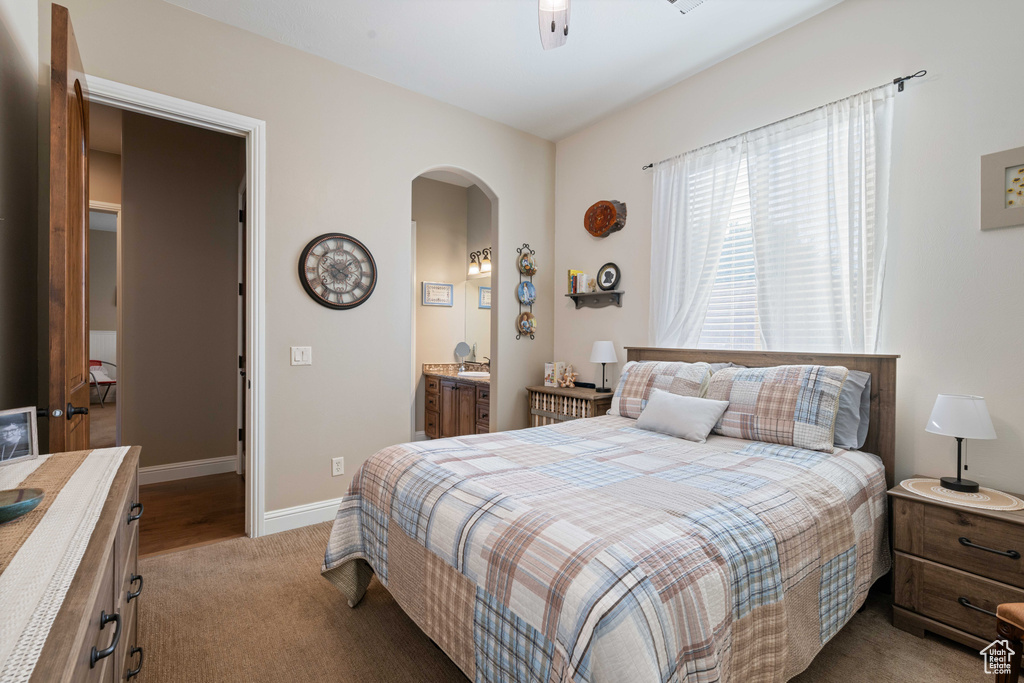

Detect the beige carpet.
xmin=139 ymin=522 xmax=988 ymax=683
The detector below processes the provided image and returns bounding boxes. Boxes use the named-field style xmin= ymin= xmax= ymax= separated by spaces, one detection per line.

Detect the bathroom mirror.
xmin=464 ymin=276 xmax=491 ymax=363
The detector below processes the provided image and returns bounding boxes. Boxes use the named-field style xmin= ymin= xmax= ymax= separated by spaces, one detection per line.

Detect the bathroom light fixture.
xmin=539 ymin=0 xmax=569 ymax=50
xmin=480 ymin=248 xmax=492 ymax=273
xmin=468 ymin=251 xmax=481 ymax=276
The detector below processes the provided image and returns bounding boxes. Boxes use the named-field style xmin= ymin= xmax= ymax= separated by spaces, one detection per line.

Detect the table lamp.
xmin=925 ymin=394 xmax=996 ymax=493
xmin=590 ymin=341 xmax=617 ymax=393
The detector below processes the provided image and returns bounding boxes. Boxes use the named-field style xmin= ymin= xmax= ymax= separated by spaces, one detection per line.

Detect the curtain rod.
xmin=640 ymin=70 xmax=926 ymax=171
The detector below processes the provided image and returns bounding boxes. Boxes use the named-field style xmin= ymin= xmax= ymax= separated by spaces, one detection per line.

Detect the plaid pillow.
xmin=707 ymin=365 xmax=849 ymax=452
xmin=609 ymin=361 xmax=712 ymax=419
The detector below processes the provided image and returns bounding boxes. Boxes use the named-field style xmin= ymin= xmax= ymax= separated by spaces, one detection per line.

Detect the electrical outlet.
xmin=331 ymin=457 xmax=344 ymax=477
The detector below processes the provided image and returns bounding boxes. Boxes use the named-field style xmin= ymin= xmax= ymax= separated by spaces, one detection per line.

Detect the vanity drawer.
xmin=426 ymin=376 xmax=440 ymax=395
xmin=425 ymin=393 xmax=439 ymax=412
xmin=425 ymin=409 xmax=440 ymax=440
xmin=893 ymin=498 xmax=1024 ymax=588
xmin=476 ymin=386 xmax=489 ymax=404
xmin=476 ymin=403 xmax=489 ymax=424
xmin=894 ymin=552 xmax=1024 ymax=640
xmin=476 ymin=421 xmax=489 ymax=435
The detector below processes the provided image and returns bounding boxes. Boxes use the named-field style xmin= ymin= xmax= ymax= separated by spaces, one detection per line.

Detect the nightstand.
xmin=526 ymin=386 xmax=612 ymax=427
xmin=889 ymin=482 xmax=1024 ymax=649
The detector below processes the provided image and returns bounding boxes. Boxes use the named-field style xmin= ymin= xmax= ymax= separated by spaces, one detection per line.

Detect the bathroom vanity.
xmin=423 ymin=364 xmax=489 ymax=438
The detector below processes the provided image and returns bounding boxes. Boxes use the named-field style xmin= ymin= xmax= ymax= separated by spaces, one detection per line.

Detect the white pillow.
xmin=635 ymin=389 xmax=729 ymax=444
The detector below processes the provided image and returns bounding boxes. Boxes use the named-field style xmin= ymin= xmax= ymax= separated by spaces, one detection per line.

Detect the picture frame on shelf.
xmin=422 ymin=282 xmax=454 ymax=307
xmin=0 ymin=407 xmax=39 ymax=465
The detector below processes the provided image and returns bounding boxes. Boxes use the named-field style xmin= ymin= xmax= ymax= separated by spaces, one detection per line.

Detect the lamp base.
xmin=595 ymin=387 xmax=612 ymax=394
xmin=940 ymin=476 xmax=979 ymax=493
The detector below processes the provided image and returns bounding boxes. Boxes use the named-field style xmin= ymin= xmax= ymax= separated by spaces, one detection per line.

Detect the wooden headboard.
xmin=625 ymin=348 xmax=899 ymax=488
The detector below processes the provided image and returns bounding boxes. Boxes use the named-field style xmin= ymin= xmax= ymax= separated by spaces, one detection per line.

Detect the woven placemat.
xmin=900 ymin=478 xmax=1024 ymax=511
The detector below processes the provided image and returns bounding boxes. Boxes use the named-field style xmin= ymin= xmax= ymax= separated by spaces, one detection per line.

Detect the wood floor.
xmin=89 ymin=398 xmax=116 ymax=449
xmin=139 ymin=472 xmax=246 ymax=557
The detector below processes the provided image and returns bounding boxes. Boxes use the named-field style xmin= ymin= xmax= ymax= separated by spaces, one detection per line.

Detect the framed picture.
xmin=478 ymin=286 xmax=491 ymax=309
xmin=421 ymin=282 xmax=454 ymax=307
xmin=0 ymin=407 xmax=39 ymax=465
xmin=981 ymin=145 xmax=1024 ymax=231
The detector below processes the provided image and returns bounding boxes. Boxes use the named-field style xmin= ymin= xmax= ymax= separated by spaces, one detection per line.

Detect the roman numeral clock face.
xmin=298 ymin=233 xmax=377 ymax=309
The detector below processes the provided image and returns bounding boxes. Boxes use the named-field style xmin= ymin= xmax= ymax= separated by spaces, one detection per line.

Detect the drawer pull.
xmin=127 ymin=573 xmax=144 ymax=602
xmin=958 ymin=596 xmax=998 ymax=618
xmin=126 ymin=646 xmax=144 ymax=679
xmin=89 ymin=610 xmax=121 ymax=667
xmin=958 ymin=536 xmax=1021 ymax=559
xmin=127 ymin=501 xmax=144 ymax=524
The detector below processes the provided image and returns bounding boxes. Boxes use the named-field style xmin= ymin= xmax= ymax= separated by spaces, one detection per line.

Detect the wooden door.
xmin=457 ymin=384 xmax=476 ymax=436
xmin=48 ymin=4 xmax=90 ymax=452
xmin=440 ymin=382 xmax=457 ymax=438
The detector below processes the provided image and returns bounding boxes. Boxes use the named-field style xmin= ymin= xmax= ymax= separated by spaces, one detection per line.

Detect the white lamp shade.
xmin=538 ymin=0 xmax=569 ymax=50
xmin=589 ymin=341 xmax=617 ymax=364
xmin=925 ymin=394 xmax=996 ymax=440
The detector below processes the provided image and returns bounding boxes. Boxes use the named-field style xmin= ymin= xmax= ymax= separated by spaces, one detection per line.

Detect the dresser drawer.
xmin=73 ymin=547 xmax=117 ymax=682
xmin=425 ymin=409 xmax=440 ymax=440
xmin=476 ymin=385 xmax=489 ymax=404
xmin=893 ymin=498 xmax=1024 ymax=588
xmin=894 ymin=552 xmax=1024 ymax=641
xmin=425 ymin=376 xmax=440 ymax=395
xmin=425 ymin=392 xmax=439 ymax=412
xmin=476 ymin=403 xmax=489 ymax=424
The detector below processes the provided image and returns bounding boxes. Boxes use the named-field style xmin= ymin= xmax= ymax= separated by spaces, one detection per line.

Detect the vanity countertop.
xmin=423 ymin=363 xmax=490 ymax=384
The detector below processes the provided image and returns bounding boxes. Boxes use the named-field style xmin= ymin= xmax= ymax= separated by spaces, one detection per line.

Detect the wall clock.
xmin=298 ymin=233 xmax=377 ymax=309
xmin=584 ymin=200 xmax=627 ymax=237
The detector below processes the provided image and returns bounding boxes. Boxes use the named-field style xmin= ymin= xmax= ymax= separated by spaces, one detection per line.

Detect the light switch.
xmin=290 ymin=346 xmax=312 ymax=366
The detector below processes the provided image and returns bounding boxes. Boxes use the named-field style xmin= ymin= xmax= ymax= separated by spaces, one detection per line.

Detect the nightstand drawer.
xmin=893 ymin=498 xmax=1024 ymax=588
xmin=894 ymin=552 xmax=1024 ymax=641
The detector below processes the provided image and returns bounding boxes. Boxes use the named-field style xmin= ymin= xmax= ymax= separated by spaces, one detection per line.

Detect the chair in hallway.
xmin=89 ymin=360 xmax=117 ymax=407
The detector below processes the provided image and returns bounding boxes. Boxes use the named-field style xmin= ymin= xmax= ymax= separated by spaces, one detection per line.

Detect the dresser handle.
xmin=127 ymin=573 xmax=144 ymax=602
xmin=126 ymin=646 xmax=144 ymax=679
xmin=127 ymin=501 xmax=144 ymax=524
xmin=958 ymin=596 xmax=998 ymax=618
xmin=958 ymin=536 xmax=1021 ymax=559
xmin=89 ymin=611 xmax=121 ymax=667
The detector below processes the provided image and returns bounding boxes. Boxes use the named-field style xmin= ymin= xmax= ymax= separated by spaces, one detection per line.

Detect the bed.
xmin=322 ymin=348 xmax=898 ymax=682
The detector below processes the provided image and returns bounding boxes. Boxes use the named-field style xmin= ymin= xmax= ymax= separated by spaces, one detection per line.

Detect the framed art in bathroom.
xmin=981 ymin=145 xmax=1024 ymax=230
xmin=422 ymin=282 xmax=454 ymax=307
xmin=478 ymin=287 xmax=491 ymax=309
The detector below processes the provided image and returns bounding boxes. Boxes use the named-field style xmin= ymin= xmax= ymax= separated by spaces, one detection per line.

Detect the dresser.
xmin=425 ymin=373 xmax=490 ymax=438
xmin=26 ymin=446 xmax=144 ymax=682
xmin=890 ymin=482 xmax=1024 ymax=649
xmin=526 ymin=386 xmax=612 ymax=427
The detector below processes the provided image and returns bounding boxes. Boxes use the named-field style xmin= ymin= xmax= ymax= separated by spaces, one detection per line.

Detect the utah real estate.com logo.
xmin=981 ymin=639 xmax=1015 ymax=676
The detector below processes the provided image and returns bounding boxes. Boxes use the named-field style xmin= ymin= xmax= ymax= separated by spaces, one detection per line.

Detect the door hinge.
xmin=239 ymin=209 xmax=246 ymax=223
xmin=238 ymin=427 xmax=244 ymax=441
xmin=239 ymin=355 xmax=244 ymax=369
xmin=239 ymin=282 xmax=244 ymax=296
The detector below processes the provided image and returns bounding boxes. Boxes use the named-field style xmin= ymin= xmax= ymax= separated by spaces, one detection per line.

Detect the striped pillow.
xmin=706 ymin=364 xmax=849 ymax=452
xmin=609 ymin=361 xmax=713 ymax=419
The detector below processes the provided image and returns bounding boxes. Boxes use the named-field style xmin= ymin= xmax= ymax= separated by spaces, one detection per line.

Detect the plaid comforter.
xmin=323 ymin=415 xmax=889 ymax=683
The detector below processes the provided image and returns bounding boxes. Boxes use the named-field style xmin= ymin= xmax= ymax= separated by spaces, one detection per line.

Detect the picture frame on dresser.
xmin=0 ymin=406 xmax=39 ymax=464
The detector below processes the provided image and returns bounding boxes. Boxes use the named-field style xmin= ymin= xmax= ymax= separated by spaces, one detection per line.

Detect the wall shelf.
xmin=565 ymin=290 xmax=624 ymax=310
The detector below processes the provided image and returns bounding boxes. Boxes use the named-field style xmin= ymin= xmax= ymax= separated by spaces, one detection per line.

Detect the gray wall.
xmin=121 ymin=112 xmax=243 ymax=468
xmin=88 ymin=229 xmax=117 ymax=331
xmin=0 ymin=2 xmax=39 ymax=411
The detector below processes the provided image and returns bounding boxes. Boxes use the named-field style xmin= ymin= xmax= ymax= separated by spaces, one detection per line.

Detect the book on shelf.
xmin=567 ymin=270 xmax=590 ymax=294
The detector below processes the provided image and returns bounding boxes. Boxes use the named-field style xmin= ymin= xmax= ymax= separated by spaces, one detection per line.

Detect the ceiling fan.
xmin=538 ymin=0 xmax=707 ymax=50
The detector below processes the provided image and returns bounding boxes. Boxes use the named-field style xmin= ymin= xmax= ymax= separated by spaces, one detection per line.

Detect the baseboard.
xmin=263 ymin=496 xmax=344 ymax=536
xmin=413 ymin=430 xmax=427 ymax=441
xmin=139 ymin=455 xmax=238 ymax=485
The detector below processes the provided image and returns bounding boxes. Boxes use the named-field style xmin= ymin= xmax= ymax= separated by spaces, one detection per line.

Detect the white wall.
xmin=41 ymin=0 xmax=555 ymax=511
xmin=554 ymin=0 xmax=1024 ymax=492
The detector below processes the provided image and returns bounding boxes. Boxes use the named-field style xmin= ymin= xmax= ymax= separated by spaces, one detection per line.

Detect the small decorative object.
xmin=298 ymin=233 xmax=377 ymax=309
xmin=587 ymin=278 xmax=598 ymax=293
xmin=422 ymin=282 xmax=454 ymax=307
xmin=538 ymin=0 xmax=570 ymax=51
xmin=584 ymin=200 xmax=627 ymax=238
xmin=544 ymin=361 xmax=567 ymax=387
xmin=0 ymin=407 xmax=39 ymax=465
xmin=981 ymin=145 xmax=1024 ymax=230
xmin=925 ymin=394 xmax=997 ymax=493
xmin=516 ymin=244 xmax=536 ymax=340
xmin=454 ymin=341 xmax=472 ymax=371
xmin=517 ymin=281 xmax=536 ymax=306
xmin=479 ymin=286 xmax=491 ymax=309
xmin=597 ymin=262 xmax=621 ymax=291
xmin=589 ymin=341 xmax=618 ymax=393
xmin=899 ymin=478 xmax=1024 ymax=511
xmin=517 ymin=312 xmax=537 ymax=337
xmin=558 ymin=365 xmax=577 ymax=388
xmin=0 ymin=488 xmax=44 ymax=524
xmin=518 ymin=249 xmax=537 ymax=276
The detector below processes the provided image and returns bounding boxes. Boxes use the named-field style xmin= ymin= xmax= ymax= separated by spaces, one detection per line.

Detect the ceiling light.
xmin=666 ymin=0 xmax=706 ymax=14
xmin=480 ymin=248 xmax=491 ymax=273
xmin=538 ymin=0 xmax=569 ymax=51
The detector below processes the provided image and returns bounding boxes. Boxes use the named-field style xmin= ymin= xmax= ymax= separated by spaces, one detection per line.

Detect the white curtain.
xmin=649 ymin=84 xmax=894 ymax=353
xmin=649 ymin=139 xmax=744 ymax=347
xmin=746 ymin=84 xmax=895 ymax=352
